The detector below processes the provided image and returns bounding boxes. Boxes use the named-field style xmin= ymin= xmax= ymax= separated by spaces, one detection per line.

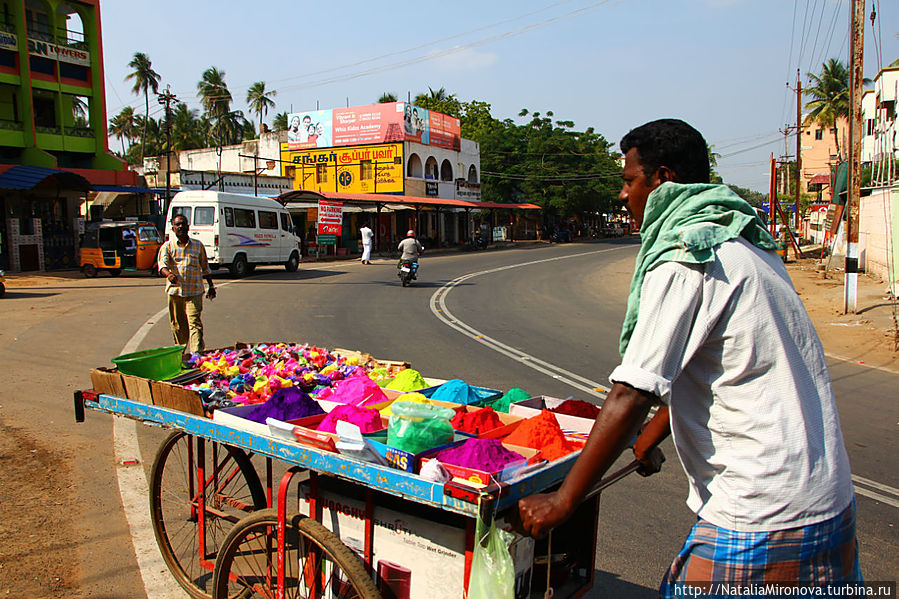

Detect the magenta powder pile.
xmin=246 ymin=387 xmax=324 ymax=424
xmin=434 ymin=438 xmax=524 ymax=472
xmin=317 ymin=375 xmax=389 ymax=406
xmin=317 ymin=404 xmax=384 ymax=433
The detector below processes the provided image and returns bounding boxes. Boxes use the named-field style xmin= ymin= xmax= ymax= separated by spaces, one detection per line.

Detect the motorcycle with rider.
xmin=396 ymin=230 xmax=424 ymax=287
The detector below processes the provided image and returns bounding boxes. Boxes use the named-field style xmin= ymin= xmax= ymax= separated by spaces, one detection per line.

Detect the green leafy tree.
xmin=125 ymin=52 xmax=161 ymax=162
xmin=413 ymin=87 xmax=462 ymax=118
xmin=378 ymin=92 xmax=397 ymax=103
xmin=108 ymin=106 xmax=137 ymax=156
xmin=804 ymin=59 xmax=850 ymax=160
xmin=708 ymin=145 xmax=723 ymax=184
xmin=197 ymin=67 xmax=246 ymax=146
xmin=170 ymin=103 xmax=204 ymax=152
xmin=246 ymin=81 xmax=276 ymax=137
xmin=272 ymin=111 xmax=288 ymax=131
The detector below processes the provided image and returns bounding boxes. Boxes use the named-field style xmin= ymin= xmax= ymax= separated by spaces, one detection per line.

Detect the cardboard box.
xmin=121 ymin=374 xmax=153 ymax=404
xmin=365 ymin=436 xmax=462 ymax=473
xmin=89 ymin=367 xmax=125 ymax=397
xmin=509 ymin=395 xmax=597 ymax=441
xmin=293 ymin=477 xmax=534 ymax=599
xmin=419 ymin=443 xmax=541 ymax=487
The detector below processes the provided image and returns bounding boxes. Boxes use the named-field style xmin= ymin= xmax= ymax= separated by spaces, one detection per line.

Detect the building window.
xmin=60 ymin=63 xmax=89 ymax=81
xmin=814 ymin=129 xmax=823 ymax=140
xmin=284 ymin=165 xmax=296 ymax=178
xmin=360 ymin=159 xmax=373 ymax=180
xmin=440 ymin=159 xmax=453 ymax=181
xmin=25 ymin=4 xmax=51 ymax=41
xmin=29 ymin=56 xmax=55 ymax=76
xmin=829 ymin=128 xmax=836 ymax=134
xmin=866 ymin=119 xmax=875 ymax=136
xmin=0 ymin=49 xmax=15 ymax=68
xmin=316 ymin=163 xmax=328 ymax=183
xmin=32 ymin=94 xmax=56 ymax=128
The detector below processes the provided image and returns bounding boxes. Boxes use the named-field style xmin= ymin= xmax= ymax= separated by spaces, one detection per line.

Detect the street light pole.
xmin=157 ymin=85 xmax=177 ymax=218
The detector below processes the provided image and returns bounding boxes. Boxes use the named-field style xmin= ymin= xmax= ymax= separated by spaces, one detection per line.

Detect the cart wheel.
xmin=150 ymin=431 xmax=266 ymax=599
xmin=212 ymin=509 xmax=382 ymax=599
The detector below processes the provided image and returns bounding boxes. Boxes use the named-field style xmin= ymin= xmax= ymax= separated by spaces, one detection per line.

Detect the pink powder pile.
xmin=316 ymin=375 xmax=389 ymax=406
xmin=317 ymin=404 xmax=384 ymax=433
xmin=434 ymin=438 xmax=524 ymax=473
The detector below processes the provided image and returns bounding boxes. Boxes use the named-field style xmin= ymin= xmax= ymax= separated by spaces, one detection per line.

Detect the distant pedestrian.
xmin=360 ymin=221 xmax=373 ymax=264
xmin=158 ymin=214 xmax=216 ymax=357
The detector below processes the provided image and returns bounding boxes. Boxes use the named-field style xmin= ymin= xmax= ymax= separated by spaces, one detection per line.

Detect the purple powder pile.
xmin=246 ymin=387 xmax=324 ymax=424
xmin=317 ymin=404 xmax=384 ymax=434
xmin=434 ymin=438 xmax=524 ymax=472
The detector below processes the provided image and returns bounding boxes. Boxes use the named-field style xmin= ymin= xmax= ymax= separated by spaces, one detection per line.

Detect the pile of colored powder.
xmin=484 ymin=388 xmax=529 ymax=413
xmin=245 ymin=387 xmax=324 ymax=424
xmin=379 ymin=392 xmax=431 ymax=416
xmin=384 ymin=368 xmax=428 ymax=392
xmin=434 ymin=438 xmax=524 ymax=472
xmin=430 ymin=379 xmax=481 ymax=405
xmin=451 ymin=406 xmax=504 ymax=435
xmin=551 ymin=399 xmax=600 ymax=419
xmin=316 ymin=375 xmax=389 ymax=407
xmin=504 ymin=410 xmax=582 ymax=461
xmin=317 ymin=404 xmax=384 ymax=433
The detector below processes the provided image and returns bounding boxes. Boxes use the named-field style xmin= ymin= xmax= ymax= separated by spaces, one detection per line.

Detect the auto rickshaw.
xmin=79 ymin=221 xmax=162 ymax=277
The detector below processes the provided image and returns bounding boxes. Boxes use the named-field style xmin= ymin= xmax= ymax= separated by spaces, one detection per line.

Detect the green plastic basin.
xmin=112 ymin=345 xmax=185 ymax=380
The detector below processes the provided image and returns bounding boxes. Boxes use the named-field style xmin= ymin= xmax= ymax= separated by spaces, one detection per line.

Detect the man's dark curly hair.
xmin=620 ymin=119 xmax=710 ymax=184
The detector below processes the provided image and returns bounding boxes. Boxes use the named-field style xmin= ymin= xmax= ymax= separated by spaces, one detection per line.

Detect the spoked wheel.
xmin=212 ymin=509 xmax=381 ymax=599
xmin=150 ymin=431 xmax=267 ymax=599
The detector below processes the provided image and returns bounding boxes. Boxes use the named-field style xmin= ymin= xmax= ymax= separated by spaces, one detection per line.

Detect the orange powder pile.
xmin=504 ymin=409 xmax=583 ymax=461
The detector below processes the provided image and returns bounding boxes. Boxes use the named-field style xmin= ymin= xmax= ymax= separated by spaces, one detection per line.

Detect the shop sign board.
xmin=317 ymin=234 xmax=337 ymax=246
xmin=317 ymin=199 xmax=343 ymax=235
xmin=283 ymin=142 xmax=404 ymax=194
xmin=26 ymin=36 xmax=90 ymax=66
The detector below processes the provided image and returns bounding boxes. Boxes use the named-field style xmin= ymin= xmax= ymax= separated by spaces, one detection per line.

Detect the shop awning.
xmin=0 ymin=165 xmax=92 ymax=191
xmin=809 ymin=174 xmax=830 ymax=185
xmin=277 ymin=189 xmax=541 ymax=210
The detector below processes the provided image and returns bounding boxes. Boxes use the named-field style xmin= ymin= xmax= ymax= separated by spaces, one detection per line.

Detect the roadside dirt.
xmin=0 ymin=254 xmax=896 ymax=597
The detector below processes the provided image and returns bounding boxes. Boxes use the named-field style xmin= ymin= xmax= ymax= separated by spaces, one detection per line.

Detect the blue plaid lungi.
xmin=659 ymin=499 xmax=862 ymax=598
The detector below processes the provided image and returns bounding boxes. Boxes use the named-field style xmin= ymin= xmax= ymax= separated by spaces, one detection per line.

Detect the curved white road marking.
xmin=428 ymin=247 xmax=899 ymax=508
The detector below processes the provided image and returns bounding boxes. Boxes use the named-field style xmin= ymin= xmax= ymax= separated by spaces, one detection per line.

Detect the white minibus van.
xmin=165 ymin=190 xmax=301 ymax=277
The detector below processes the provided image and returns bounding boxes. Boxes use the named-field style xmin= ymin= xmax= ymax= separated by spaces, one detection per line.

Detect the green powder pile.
xmin=484 ymin=388 xmax=530 ymax=413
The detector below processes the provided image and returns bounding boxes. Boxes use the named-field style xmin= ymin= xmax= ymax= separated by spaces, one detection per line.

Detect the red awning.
xmin=809 ymin=174 xmax=830 ymax=185
xmin=277 ymin=189 xmax=541 ymax=210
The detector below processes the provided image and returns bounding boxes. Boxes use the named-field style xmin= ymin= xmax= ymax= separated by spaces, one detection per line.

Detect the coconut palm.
xmin=378 ymin=92 xmax=397 ymax=103
xmin=170 ymin=103 xmax=204 ymax=151
xmin=246 ymin=81 xmax=276 ymax=137
xmin=197 ymin=67 xmax=232 ymax=118
xmin=804 ymin=59 xmax=851 ymax=160
xmin=125 ymin=52 xmax=161 ymax=162
xmin=109 ymin=106 xmax=137 ymax=155
xmin=272 ymin=112 xmax=288 ymax=131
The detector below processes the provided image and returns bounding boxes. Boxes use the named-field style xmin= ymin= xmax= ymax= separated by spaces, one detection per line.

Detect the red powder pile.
xmin=504 ymin=410 xmax=582 ymax=461
xmin=451 ymin=406 xmax=504 ymax=435
xmin=551 ymin=399 xmax=600 ymax=419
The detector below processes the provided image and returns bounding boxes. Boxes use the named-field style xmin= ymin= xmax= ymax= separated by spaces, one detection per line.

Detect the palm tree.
xmin=272 ymin=112 xmax=288 ymax=131
xmin=197 ymin=67 xmax=232 ymax=117
xmin=170 ymin=103 xmax=203 ymax=151
xmin=109 ymin=106 xmax=137 ymax=155
xmin=125 ymin=52 xmax=161 ymax=162
xmin=804 ymin=59 xmax=850 ymax=160
xmin=378 ymin=92 xmax=397 ymax=103
xmin=246 ymin=81 xmax=276 ymax=137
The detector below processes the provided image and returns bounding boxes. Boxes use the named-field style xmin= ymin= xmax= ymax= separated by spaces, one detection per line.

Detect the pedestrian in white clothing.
xmin=359 ymin=222 xmax=374 ymax=264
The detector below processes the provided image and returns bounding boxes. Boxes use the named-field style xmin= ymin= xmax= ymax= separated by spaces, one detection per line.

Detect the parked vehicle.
xmin=79 ymin=221 xmax=162 ymax=278
xmin=0 ymin=269 xmax=5 ymax=297
xmin=397 ymin=259 xmax=419 ymax=287
xmin=165 ymin=191 xmax=301 ymax=277
xmin=468 ymin=231 xmax=489 ymax=250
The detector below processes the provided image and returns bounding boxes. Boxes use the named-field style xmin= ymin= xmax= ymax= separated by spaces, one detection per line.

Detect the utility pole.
xmin=795 ymin=69 xmax=802 ymax=234
xmin=845 ymin=0 xmax=865 ymax=313
xmin=157 ymin=85 xmax=177 ymax=218
xmin=769 ymin=154 xmax=777 ymax=237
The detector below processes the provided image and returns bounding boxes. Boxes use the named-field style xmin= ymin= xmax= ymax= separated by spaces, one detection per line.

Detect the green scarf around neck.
xmin=618 ymin=182 xmax=778 ymax=357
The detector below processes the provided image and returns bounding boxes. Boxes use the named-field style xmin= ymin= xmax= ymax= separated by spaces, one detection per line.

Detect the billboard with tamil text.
xmin=281 ymin=142 xmax=404 ymax=194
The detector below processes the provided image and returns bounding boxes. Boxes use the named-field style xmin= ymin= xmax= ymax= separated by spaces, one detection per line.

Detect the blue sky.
xmin=98 ymin=0 xmax=898 ymax=192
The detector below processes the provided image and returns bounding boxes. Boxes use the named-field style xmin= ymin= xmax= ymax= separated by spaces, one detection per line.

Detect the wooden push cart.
xmin=74 ymin=390 xmax=643 ymax=599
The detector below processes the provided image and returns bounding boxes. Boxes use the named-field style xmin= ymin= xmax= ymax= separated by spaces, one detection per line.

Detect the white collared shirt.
xmin=610 ymin=238 xmax=853 ymax=531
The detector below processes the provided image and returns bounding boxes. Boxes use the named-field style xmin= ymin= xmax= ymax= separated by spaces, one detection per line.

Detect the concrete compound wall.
xmin=859 ymin=186 xmax=899 ymax=284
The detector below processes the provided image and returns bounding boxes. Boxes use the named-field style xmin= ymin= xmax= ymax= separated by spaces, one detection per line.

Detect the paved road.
xmin=1 ymin=240 xmax=896 ymax=597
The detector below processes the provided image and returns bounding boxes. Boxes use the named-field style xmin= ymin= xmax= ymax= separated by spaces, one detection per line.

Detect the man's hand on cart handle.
xmin=632 ymin=406 xmax=670 ymax=477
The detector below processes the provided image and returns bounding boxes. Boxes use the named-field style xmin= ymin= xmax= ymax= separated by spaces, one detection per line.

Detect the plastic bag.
xmin=387 ymin=401 xmax=455 ymax=454
xmin=468 ymin=517 xmax=515 ymax=599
